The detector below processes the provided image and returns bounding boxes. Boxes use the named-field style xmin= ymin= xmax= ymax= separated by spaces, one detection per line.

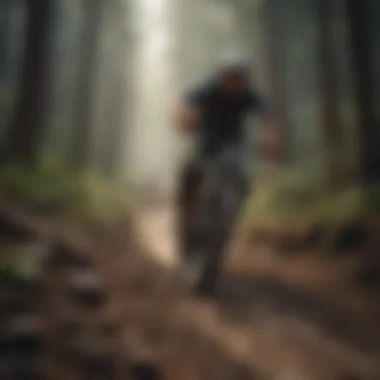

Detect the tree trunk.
xmin=346 ymin=0 xmax=380 ymax=185
xmin=264 ymin=0 xmax=288 ymax=162
xmin=70 ymin=0 xmax=103 ymax=171
xmin=0 ymin=0 xmax=52 ymax=166
xmin=316 ymin=0 xmax=344 ymax=190
xmin=0 ymin=0 xmax=11 ymax=81
xmin=100 ymin=3 xmax=128 ymax=179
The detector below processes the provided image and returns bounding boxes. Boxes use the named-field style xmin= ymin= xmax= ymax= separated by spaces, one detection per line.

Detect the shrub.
xmin=241 ymin=162 xmax=378 ymax=230
xmin=0 ymin=158 xmax=130 ymax=229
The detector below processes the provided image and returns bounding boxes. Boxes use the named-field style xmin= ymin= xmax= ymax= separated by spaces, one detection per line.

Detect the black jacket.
xmin=184 ymin=78 xmax=268 ymax=155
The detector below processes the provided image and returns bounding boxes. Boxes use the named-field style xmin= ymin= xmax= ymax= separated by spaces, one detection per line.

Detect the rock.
xmin=0 ymin=211 xmax=36 ymax=242
xmin=353 ymin=263 xmax=380 ymax=292
xmin=1 ymin=313 xmax=44 ymax=358
xmin=68 ymin=269 xmax=107 ymax=308
xmin=59 ymin=327 xmax=118 ymax=368
xmin=44 ymin=241 xmax=91 ymax=271
xmin=331 ymin=222 xmax=368 ymax=253
xmin=56 ymin=313 xmax=83 ymax=337
xmin=0 ymin=279 xmax=44 ymax=315
xmin=7 ymin=360 xmax=45 ymax=380
xmin=130 ymin=361 xmax=160 ymax=380
xmin=302 ymin=222 xmax=327 ymax=249
xmin=6 ymin=314 xmax=43 ymax=335
xmin=84 ymin=357 xmax=116 ymax=380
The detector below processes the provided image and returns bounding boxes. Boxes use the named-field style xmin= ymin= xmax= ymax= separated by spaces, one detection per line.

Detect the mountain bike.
xmin=183 ymin=145 xmax=248 ymax=295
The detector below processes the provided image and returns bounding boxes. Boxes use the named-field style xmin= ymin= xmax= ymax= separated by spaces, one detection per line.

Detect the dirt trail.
xmin=1 ymin=199 xmax=380 ymax=379
xmin=130 ymin=202 xmax=380 ymax=380
xmin=133 ymin=204 xmax=178 ymax=269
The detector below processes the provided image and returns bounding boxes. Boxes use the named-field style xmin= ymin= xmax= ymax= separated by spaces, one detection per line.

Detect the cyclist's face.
xmin=220 ymin=70 xmax=249 ymax=93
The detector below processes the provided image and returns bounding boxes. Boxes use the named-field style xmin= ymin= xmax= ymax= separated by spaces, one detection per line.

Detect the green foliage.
xmin=241 ymin=162 xmax=379 ymax=230
xmin=0 ymin=159 xmax=72 ymax=207
xmin=0 ymin=157 xmax=130 ymax=229
xmin=0 ymin=264 xmax=20 ymax=281
xmin=0 ymin=245 xmax=29 ymax=281
xmin=66 ymin=170 xmax=130 ymax=229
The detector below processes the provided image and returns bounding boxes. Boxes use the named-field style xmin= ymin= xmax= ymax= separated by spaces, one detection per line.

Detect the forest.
xmin=0 ymin=0 xmax=379 ymax=379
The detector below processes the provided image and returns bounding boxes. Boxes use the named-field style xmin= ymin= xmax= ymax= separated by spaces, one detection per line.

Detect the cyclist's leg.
xmin=231 ymin=153 xmax=252 ymax=212
xmin=177 ymin=157 xmax=203 ymax=254
xmin=195 ymin=168 xmax=250 ymax=295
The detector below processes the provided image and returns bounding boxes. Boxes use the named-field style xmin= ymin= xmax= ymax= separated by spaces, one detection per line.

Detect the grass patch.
xmin=0 ymin=245 xmax=32 ymax=281
xmin=0 ymin=158 xmax=131 ymax=230
xmin=65 ymin=171 xmax=131 ymax=229
xmin=241 ymin=163 xmax=380 ymax=231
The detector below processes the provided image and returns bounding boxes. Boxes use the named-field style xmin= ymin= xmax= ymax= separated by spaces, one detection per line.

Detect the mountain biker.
xmin=175 ymin=51 xmax=279 ymax=258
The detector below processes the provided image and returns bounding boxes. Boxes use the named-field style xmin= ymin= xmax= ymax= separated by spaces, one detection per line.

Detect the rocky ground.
xmin=0 ymin=199 xmax=379 ymax=380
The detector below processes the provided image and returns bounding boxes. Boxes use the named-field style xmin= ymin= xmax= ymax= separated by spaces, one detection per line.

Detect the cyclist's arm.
xmin=249 ymin=91 xmax=281 ymax=157
xmin=174 ymin=86 xmax=206 ymax=134
xmin=174 ymin=102 xmax=198 ymax=134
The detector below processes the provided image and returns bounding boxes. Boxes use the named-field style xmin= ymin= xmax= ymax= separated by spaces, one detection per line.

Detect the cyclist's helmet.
xmin=218 ymin=50 xmax=251 ymax=76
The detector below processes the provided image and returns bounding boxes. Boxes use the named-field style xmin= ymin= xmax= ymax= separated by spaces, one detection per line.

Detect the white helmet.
xmin=218 ymin=49 xmax=251 ymax=74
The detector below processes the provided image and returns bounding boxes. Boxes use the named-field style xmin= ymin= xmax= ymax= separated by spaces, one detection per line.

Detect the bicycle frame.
xmin=198 ymin=145 xmax=246 ymax=234
xmin=186 ymin=144 xmax=247 ymax=293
